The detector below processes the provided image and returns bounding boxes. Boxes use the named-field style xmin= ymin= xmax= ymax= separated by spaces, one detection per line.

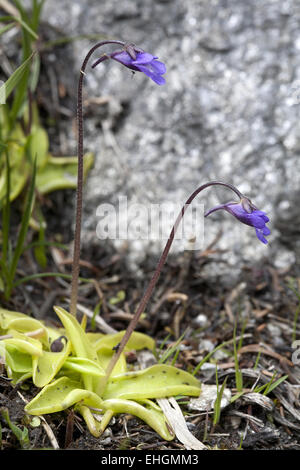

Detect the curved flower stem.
xmin=103 ymin=181 xmax=243 ymax=383
xmin=70 ymin=40 xmax=125 ymax=317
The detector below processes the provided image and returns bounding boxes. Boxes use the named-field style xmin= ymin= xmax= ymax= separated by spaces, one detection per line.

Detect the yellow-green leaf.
xmin=5 ymin=345 xmax=32 ymax=373
xmin=36 ymin=152 xmax=94 ymax=194
xmin=0 ymin=143 xmax=30 ymax=206
xmin=32 ymin=340 xmax=72 ymax=388
xmin=0 ymin=307 xmax=34 ymax=330
xmin=53 ymin=307 xmax=97 ymax=361
xmin=63 ymin=357 xmax=106 ymax=377
xmin=54 ymin=306 xmax=98 ymax=391
xmin=103 ymin=364 xmax=201 ymax=400
xmin=93 ymin=330 xmax=155 ymax=352
xmin=0 ymin=307 xmax=48 ymax=347
xmin=26 ymin=126 xmax=49 ymax=168
xmin=3 ymin=330 xmax=43 ymax=357
xmin=25 ymin=376 xmax=103 ymax=415
xmin=97 ymin=346 xmax=127 ymax=377
xmin=102 ymin=398 xmax=174 ymax=441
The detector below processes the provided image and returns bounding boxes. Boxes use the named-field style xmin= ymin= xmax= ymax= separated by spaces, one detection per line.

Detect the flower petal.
xmin=255 ymin=228 xmax=268 ymax=244
xmin=262 ymin=226 xmax=271 ymax=235
xmin=110 ymin=50 xmax=166 ymax=85
xmin=136 ymin=64 xmax=166 ymax=85
xmin=247 ymin=212 xmax=266 ymax=229
xmin=253 ymin=210 xmax=269 ymax=222
xmin=111 ymin=51 xmax=138 ymax=69
xmin=132 ymin=52 xmax=156 ymax=64
xmin=147 ymin=60 xmax=167 ymax=75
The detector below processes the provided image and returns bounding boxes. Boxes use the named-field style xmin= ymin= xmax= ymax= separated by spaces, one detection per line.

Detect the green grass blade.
xmin=0 ymin=258 xmax=10 ymax=284
xmin=12 ymin=0 xmax=29 ymax=21
xmin=233 ymin=322 xmax=243 ymax=392
xmin=1 ymin=150 xmax=11 ymax=266
xmin=6 ymin=158 xmax=37 ymax=297
xmin=12 ymin=272 xmax=92 ymax=289
xmin=22 ymin=240 xmax=68 ymax=253
xmin=9 ymin=0 xmax=37 ymax=124
xmin=91 ymin=300 xmax=102 ymax=331
xmin=263 ymin=374 xmax=288 ymax=396
xmin=33 ymin=211 xmax=47 ymax=269
xmin=238 ymin=317 xmax=247 ymax=350
xmin=230 ymin=390 xmax=246 ymax=404
xmin=253 ymin=382 xmax=268 ymax=394
xmin=253 ymin=373 xmax=288 ymax=395
xmin=31 ymin=0 xmax=45 ymax=32
xmin=29 ymin=52 xmax=40 ymax=93
xmin=0 ymin=407 xmax=30 ymax=449
xmin=158 ymin=331 xmax=186 ymax=364
xmin=192 ymin=335 xmax=246 ymax=376
xmin=0 ymin=14 xmax=39 ymax=40
xmin=0 ymin=52 xmax=34 ymax=102
xmin=213 ymin=372 xmax=228 ymax=426
xmin=0 ymin=21 xmax=14 ymax=35
xmin=0 ymin=15 xmax=17 ymax=22
xmin=170 ymin=347 xmax=180 ymax=366
xmin=253 ymin=350 xmax=261 ymax=370
xmin=14 ymin=15 xmax=38 ymax=39
xmin=42 ymin=33 xmax=107 ymax=49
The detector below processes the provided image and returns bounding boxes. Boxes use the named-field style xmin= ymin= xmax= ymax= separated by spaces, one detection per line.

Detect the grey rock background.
xmin=33 ymin=0 xmax=300 ymax=275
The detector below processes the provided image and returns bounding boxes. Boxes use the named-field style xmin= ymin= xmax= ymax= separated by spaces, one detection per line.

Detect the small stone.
xmin=193 ymin=314 xmax=208 ymax=328
xmin=188 ymin=384 xmax=231 ymax=411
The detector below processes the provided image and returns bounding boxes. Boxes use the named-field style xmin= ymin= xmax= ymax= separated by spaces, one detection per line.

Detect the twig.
xmin=157 ymin=397 xmax=207 ymax=450
xmin=0 ymin=0 xmax=19 ymax=17
xmin=0 ymin=328 xmax=45 ymax=341
xmin=66 ymin=300 xmax=116 ymax=334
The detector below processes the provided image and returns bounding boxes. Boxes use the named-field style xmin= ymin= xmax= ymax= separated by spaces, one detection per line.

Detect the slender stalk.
xmin=104 ymin=181 xmax=243 ymax=381
xmin=70 ymin=40 xmax=125 ymax=317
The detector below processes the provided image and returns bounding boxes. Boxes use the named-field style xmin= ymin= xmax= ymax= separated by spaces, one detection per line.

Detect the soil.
xmin=1 ymin=233 xmax=300 ymax=450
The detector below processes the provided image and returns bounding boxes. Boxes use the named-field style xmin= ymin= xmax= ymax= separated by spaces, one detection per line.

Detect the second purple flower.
xmin=205 ymin=197 xmax=271 ymax=244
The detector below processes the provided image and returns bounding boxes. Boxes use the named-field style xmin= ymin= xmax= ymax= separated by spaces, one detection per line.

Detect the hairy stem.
xmin=104 ymin=181 xmax=243 ymax=381
xmin=70 ymin=40 xmax=125 ymax=317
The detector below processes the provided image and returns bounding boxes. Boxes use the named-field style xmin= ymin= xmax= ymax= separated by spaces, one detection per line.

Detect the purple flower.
xmin=205 ymin=197 xmax=270 ymax=244
xmin=92 ymin=45 xmax=166 ymax=85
